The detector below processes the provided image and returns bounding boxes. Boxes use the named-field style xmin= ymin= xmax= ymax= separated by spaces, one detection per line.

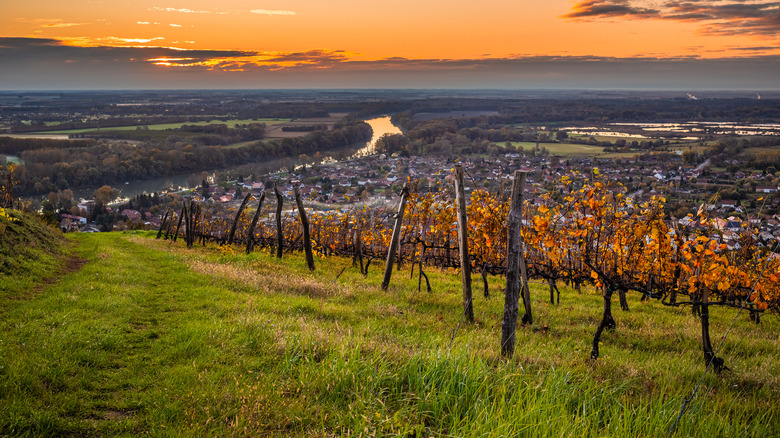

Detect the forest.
xmin=8 ymin=117 xmax=371 ymax=195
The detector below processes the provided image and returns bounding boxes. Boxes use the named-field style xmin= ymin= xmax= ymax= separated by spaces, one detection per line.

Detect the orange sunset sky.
xmin=1 ymin=0 xmax=779 ymax=89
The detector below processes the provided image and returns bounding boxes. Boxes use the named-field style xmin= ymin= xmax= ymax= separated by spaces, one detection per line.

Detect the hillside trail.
xmin=0 ymin=243 xmax=87 ymax=316
xmin=0 ymin=232 xmax=225 ymax=431
xmin=32 ymin=250 xmax=89 ymax=293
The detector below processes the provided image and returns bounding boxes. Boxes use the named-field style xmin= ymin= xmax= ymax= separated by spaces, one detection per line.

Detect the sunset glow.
xmin=2 ymin=0 xmax=779 ymax=89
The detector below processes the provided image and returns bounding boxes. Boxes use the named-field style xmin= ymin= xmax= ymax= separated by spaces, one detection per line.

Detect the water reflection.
xmin=313 ymin=116 xmax=403 ymax=166
xmin=353 ymin=116 xmax=403 ymax=157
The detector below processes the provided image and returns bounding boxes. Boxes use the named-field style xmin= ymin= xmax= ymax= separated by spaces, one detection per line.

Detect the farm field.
xmin=509 ymin=141 xmax=606 ymax=157
xmin=1 ymin=228 xmax=778 ymax=437
xmin=34 ymin=118 xmax=290 ymax=135
xmin=508 ymin=141 xmax=711 ymax=159
xmin=264 ymin=114 xmax=349 ymax=138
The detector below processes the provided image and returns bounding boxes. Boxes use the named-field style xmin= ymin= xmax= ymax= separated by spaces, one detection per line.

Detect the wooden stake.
xmin=294 ymin=185 xmax=315 ymax=271
xmin=173 ymin=205 xmax=185 ymax=243
xmin=156 ymin=208 xmax=170 ymax=239
xmin=226 ymin=193 xmax=252 ymax=246
xmin=274 ymin=184 xmax=284 ymax=258
xmin=381 ymin=184 xmax=409 ymax=291
xmin=501 ymin=171 xmax=527 ymax=358
xmin=454 ymin=164 xmax=474 ymax=323
xmin=245 ymin=193 xmax=266 ymax=254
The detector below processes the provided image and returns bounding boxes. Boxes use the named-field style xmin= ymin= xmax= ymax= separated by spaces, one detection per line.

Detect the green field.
xmin=35 ymin=118 xmax=291 ymax=135
xmin=742 ymin=145 xmax=780 ymax=156
xmin=508 ymin=140 xmax=714 ymax=159
xmin=510 ymin=142 xmax=606 ymax=157
xmin=1 ymin=219 xmax=778 ymax=436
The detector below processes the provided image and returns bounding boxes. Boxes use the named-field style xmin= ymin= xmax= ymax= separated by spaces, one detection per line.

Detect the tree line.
xmin=12 ymin=118 xmax=371 ymax=195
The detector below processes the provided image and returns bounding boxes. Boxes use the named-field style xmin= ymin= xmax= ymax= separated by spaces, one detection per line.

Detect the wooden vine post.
xmin=173 ymin=204 xmax=185 ymax=243
xmin=274 ymin=184 xmax=284 ymax=258
xmin=226 ymin=193 xmax=252 ymax=246
xmin=381 ymin=183 xmax=409 ymax=291
xmin=454 ymin=164 xmax=474 ymax=323
xmin=156 ymin=208 xmax=170 ymax=239
xmin=294 ymin=185 xmax=315 ymax=271
xmin=182 ymin=201 xmax=191 ymax=246
xmin=187 ymin=201 xmax=198 ymax=248
xmin=353 ymin=221 xmax=364 ymax=273
xmin=164 ymin=211 xmax=175 ymax=240
xmin=245 ymin=192 xmax=266 ymax=254
xmin=501 ymin=171 xmax=528 ymax=358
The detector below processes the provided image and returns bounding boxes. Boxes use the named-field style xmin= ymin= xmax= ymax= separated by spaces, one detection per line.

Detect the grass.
xmin=0 ymin=231 xmax=778 ymax=436
xmin=510 ymin=142 xmax=606 ymax=157
xmin=0 ymin=209 xmax=66 ymax=312
xmin=34 ymin=119 xmax=291 ymax=135
xmin=509 ymin=140 xmax=713 ymax=160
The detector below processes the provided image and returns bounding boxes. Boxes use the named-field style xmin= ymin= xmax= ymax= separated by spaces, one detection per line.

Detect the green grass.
xmin=35 ymin=119 xmax=291 ymax=135
xmin=742 ymin=145 xmax=780 ymax=156
xmin=510 ymin=142 xmax=607 ymax=157
xmin=0 ymin=209 xmax=66 ymax=312
xmin=0 ymin=232 xmax=778 ymax=436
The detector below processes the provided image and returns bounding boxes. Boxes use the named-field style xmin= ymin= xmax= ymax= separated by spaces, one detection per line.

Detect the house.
xmin=756 ymin=186 xmax=778 ymax=193
xmin=711 ymin=218 xmax=728 ymax=230
xmin=121 ymin=209 xmax=142 ymax=220
xmin=77 ymin=199 xmax=96 ymax=215
xmin=725 ymin=221 xmax=742 ymax=232
xmin=60 ymin=214 xmax=86 ymax=232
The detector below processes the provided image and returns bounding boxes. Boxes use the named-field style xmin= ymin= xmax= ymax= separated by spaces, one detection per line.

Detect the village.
xmin=58 ymin=147 xmax=780 ymax=252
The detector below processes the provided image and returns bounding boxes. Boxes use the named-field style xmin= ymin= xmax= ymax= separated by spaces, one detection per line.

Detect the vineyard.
xmin=158 ymin=168 xmax=780 ymax=373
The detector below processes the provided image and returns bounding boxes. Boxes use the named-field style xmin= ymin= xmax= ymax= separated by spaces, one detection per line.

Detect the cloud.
xmin=563 ymin=1 xmax=780 ymax=37
xmin=1 ymin=37 xmax=779 ymax=89
xmin=563 ymin=1 xmax=659 ymax=18
xmin=16 ymin=18 xmax=89 ymax=29
xmin=150 ymin=7 xmax=221 ymax=14
xmin=76 ymin=36 xmax=167 ymax=46
xmin=41 ymin=22 xmax=88 ymax=28
xmin=250 ymin=9 xmax=296 ymax=16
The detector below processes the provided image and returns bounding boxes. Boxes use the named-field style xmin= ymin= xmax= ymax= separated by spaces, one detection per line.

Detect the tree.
xmin=682 ymin=150 xmax=698 ymax=165
xmin=202 ymin=179 xmax=210 ymax=199
xmin=93 ymin=185 xmax=120 ymax=205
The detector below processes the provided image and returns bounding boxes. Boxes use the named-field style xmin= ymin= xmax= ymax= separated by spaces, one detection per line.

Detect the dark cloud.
xmin=563 ymin=0 xmax=659 ymax=18
xmin=564 ymin=1 xmax=780 ymax=37
xmin=0 ymin=37 xmax=252 ymax=64
xmin=1 ymin=37 xmax=779 ymax=89
xmin=263 ymin=50 xmax=351 ymax=65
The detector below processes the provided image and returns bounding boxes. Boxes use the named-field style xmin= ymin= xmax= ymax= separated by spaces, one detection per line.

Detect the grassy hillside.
xmin=0 ymin=231 xmax=778 ymax=436
xmin=0 ymin=209 xmax=68 ymax=311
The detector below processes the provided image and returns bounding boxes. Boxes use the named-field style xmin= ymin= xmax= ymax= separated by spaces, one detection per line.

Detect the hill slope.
xmin=0 ymin=231 xmax=778 ymax=437
xmin=0 ymin=209 xmax=68 ymax=311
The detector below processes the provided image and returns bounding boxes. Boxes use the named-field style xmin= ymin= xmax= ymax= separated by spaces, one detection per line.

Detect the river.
xmin=353 ymin=116 xmax=402 ymax=157
xmin=69 ymin=116 xmax=402 ymax=201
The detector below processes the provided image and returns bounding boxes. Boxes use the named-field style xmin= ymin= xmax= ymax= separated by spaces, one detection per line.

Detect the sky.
xmin=1 ymin=0 xmax=779 ymax=89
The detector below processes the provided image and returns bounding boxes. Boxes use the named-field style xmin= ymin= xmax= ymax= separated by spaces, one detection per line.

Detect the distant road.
xmin=1 ymin=133 xmax=71 ymax=140
xmin=693 ymin=158 xmax=711 ymax=173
